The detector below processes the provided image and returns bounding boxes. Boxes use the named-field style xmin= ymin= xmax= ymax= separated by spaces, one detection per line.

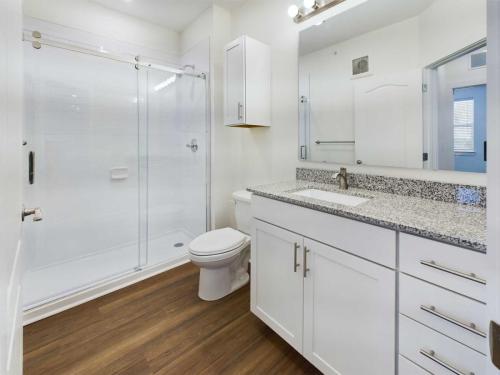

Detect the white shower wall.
xmin=22 ymin=23 xmax=210 ymax=308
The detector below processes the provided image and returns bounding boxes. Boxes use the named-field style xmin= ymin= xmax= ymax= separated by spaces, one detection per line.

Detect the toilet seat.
xmin=189 ymin=228 xmax=248 ymax=256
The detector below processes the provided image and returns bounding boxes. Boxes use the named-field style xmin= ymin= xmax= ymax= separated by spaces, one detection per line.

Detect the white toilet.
xmin=188 ymin=190 xmax=252 ymax=301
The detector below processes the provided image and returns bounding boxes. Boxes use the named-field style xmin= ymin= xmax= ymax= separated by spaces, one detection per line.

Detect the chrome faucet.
xmin=333 ymin=167 xmax=348 ymax=190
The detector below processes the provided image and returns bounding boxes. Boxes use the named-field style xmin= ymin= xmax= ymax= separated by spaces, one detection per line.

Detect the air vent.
xmin=470 ymin=51 xmax=486 ymax=69
xmin=352 ymin=56 xmax=369 ymax=76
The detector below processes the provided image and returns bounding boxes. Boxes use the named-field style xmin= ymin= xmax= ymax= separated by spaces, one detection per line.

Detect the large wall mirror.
xmin=298 ymin=0 xmax=487 ymax=173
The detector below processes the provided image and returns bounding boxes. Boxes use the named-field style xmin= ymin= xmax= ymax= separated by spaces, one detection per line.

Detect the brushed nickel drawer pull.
xmin=293 ymin=242 xmax=300 ymax=273
xmin=303 ymin=246 xmax=310 ymax=278
xmin=420 ymin=260 xmax=486 ymax=285
xmin=420 ymin=305 xmax=486 ymax=338
xmin=419 ymin=349 xmax=475 ymax=375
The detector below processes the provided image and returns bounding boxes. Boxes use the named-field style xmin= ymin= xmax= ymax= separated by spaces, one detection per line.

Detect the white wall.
xmin=230 ymin=0 xmax=299 ymax=187
xmin=180 ymin=7 xmax=213 ymax=55
xmin=486 ymin=4 xmax=500 ymax=372
xmin=419 ymin=0 xmax=487 ymax=67
xmin=181 ymin=5 xmax=243 ymax=229
xmin=0 ymin=0 xmax=24 ymax=373
xmin=23 ymin=0 xmax=180 ymax=61
xmin=230 ymin=0 xmax=487 ymax=186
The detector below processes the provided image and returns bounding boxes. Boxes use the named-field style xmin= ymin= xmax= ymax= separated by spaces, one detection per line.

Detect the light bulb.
xmin=288 ymin=4 xmax=299 ymax=18
xmin=303 ymin=0 xmax=317 ymax=9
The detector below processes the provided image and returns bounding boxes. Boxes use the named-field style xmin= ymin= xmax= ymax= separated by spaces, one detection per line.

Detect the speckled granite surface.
xmin=296 ymin=168 xmax=486 ymax=207
xmin=247 ymin=180 xmax=486 ymax=252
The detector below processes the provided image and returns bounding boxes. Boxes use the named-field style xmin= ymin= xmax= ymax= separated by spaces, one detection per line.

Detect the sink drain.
xmin=174 ymin=242 xmax=184 ymax=248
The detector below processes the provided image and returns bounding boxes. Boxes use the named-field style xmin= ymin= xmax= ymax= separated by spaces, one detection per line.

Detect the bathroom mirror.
xmin=298 ymin=0 xmax=487 ymax=173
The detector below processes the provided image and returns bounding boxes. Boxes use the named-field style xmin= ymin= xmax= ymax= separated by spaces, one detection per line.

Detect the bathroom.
xmin=0 ymin=0 xmax=499 ymax=374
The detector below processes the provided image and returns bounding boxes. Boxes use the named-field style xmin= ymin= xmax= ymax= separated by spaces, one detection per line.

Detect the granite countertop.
xmin=247 ymin=180 xmax=487 ymax=252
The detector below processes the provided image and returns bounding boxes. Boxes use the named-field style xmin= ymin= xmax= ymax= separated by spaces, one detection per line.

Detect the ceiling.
xmin=300 ymin=0 xmax=437 ymax=56
xmin=91 ymin=0 xmax=246 ymax=31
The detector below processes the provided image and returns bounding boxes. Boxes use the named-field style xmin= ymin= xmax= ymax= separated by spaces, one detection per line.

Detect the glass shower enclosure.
xmin=22 ymin=35 xmax=209 ymax=309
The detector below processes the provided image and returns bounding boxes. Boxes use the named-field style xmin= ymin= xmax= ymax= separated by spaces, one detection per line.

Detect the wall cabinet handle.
xmin=419 ymin=349 xmax=475 ymax=375
xmin=293 ymin=242 xmax=300 ymax=272
xmin=420 ymin=260 xmax=486 ymax=285
xmin=238 ymin=102 xmax=243 ymax=121
xmin=420 ymin=305 xmax=486 ymax=338
xmin=303 ymin=246 xmax=310 ymax=278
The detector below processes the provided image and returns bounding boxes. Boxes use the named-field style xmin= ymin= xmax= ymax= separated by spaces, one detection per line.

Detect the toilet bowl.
xmin=188 ymin=190 xmax=252 ymax=301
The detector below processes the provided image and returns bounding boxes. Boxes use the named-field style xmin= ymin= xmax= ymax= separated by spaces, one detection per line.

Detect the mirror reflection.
xmin=298 ymin=0 xmax=487 ymax=173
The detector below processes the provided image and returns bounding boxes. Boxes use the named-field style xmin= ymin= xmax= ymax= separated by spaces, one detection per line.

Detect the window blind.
xmin=453 ymin=99 xmax=475 ymax=153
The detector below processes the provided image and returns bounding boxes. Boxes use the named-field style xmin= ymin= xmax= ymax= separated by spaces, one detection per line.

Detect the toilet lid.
xmin=189 ymin=228 xmax=247 ymax=256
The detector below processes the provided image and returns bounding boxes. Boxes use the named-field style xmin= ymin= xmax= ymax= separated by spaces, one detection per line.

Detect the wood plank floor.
xmin=24 ymin=262 xmax=321 ymax=375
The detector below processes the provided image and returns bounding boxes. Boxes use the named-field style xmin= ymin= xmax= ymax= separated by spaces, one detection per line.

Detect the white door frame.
xmin=487 ymin=0 xmax=500 ymax=373
xmin=0 ymin=0 xmax=24 ymax=374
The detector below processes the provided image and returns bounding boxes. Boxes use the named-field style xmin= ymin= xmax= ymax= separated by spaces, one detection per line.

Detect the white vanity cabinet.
xmin=303 ymin=239 xmax=395 ymax=375
xmin=224 ymin=36 xmax=271 ymax=127
xmin=252 ymin=220 xmax=304 ymax=351
xmin=251 ymin=196 xmax=397 ymax=375
xmin=399 ymin=233 xmax=488 ymax=375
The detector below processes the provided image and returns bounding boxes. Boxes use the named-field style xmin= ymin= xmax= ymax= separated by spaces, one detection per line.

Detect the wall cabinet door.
xmin=303 ymin=238 xmax=396 ymax=375
xmin=224 ymin=38 xmax=245 ymax=125
xmin=251 ymin=220 xmax=304 ymax=352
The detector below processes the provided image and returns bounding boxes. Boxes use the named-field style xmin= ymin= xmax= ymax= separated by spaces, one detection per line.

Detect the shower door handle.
xmin=22 ymin=206 xmax=42 ymax=222
xmin=186 ymin=139 xmax=198 ymax=152
xmin=29 ymin=151 xmax=35 ymax=184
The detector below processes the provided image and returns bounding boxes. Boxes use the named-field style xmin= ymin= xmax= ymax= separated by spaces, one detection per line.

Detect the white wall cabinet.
xmin=303 ymin=238 xmax=395 ymax=375
xmin=224 ymin=36 xmax=271 ymax=127
xmin=251 ymin=219 xmax=395 ymax=374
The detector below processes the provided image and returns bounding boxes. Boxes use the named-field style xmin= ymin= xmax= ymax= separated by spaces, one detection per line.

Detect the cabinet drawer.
xmin=400 ymin=233 xmax=487 ymax=301
xmin=252 ymin=195 xmax=396 ymax=268
xmin=400 ymin=315 xmax=486 ymax=375
xmin=399 ymin=355 xmax=431 ymax=374
xmin=400 ymin=274 xmax=487 ymax=354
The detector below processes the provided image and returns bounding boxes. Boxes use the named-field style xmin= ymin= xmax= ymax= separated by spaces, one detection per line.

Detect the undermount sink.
xmin=292 ymin=189 xmax=370 ymax=207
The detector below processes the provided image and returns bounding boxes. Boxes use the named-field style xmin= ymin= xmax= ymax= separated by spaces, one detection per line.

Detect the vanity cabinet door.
xmin=303 ymin=239 xmax=396 ymax=375
xmin=251 ymin=220 xmax=304 ymax=352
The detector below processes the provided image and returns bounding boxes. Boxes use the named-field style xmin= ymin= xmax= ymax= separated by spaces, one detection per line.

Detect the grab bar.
xmin=315 ymin=140 xmax=355 ymax=145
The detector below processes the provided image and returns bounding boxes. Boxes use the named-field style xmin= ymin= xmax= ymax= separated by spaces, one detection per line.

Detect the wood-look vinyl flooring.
xmin=24 ymin=262 xmax=321 ymax=375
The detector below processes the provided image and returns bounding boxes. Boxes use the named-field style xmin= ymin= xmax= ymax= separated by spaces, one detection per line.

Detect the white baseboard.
xmin=23 ymin=256 xmax=190 ymax=325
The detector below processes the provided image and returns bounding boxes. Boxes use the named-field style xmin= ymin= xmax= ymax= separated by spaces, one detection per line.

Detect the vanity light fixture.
xmin=288 ymin=0 xmax=346 ymax=23
xmin=304 ymin=0 xmax=319 ymax=9
xmin=287 ymin=4 xmax=300 ymax=18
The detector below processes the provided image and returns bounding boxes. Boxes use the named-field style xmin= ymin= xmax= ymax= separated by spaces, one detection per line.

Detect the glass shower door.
xmin=23 ymin=43 xmax=141 ymax=307
xmin=145 ymin=68 xmax=208 ymax=266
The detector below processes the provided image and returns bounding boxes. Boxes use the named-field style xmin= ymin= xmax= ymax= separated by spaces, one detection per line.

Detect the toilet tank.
xmin=232 ymin=190 xmax=253 ymax=235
